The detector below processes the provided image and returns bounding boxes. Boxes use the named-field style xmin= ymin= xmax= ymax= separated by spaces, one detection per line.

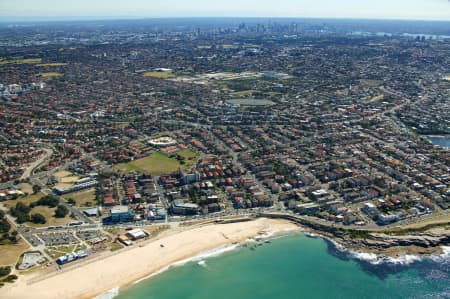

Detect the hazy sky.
xmin=1 ymin=0 xmax=449 ymax=21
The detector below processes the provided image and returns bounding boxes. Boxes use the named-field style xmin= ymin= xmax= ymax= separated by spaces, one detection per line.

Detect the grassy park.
xmin=0 ymin=240 xmax=30 ymax=266
xmin=45 ymin=244 xmax=87 ymax=259
xmin=143 ymin=71 xmax=174 ymax=78
xmin=63 ymin=188 xmax=96 ymax=207
xmin=5 ymin=192 xmax=73 ymax=227
xmin=115 ymin=150 xmax=199 ymax=175
xmin=178 ymin=149 xmax=199 ymax=161
xmin=37 ymin=63 xmax=68 ymax=67
xmin=0 ymin=58 xmax=42 ymax=65
xmin=25 ymin=206 xmax=73 ymax=228
xmin=38 ymin=72 xmax=63 ymax=78
xmin=4 ymin=192 xmax=45 ymax=209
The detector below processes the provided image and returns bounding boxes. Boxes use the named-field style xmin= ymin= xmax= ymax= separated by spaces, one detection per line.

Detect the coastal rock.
xmin=368 ymin=233 xmax=450 ymax=248
xmin=258 ymin=212 xmax=449 ymax=254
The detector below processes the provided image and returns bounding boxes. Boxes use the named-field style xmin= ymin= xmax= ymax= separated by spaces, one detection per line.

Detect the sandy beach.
xmin=0 ymin=218 xmax=298 ymax=299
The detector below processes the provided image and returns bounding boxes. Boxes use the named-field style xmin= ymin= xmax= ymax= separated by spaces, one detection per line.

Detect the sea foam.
xmin=349 ymin=246 xmax=450 ymax=266
xmin=328 ymin=237 xmax=450 ymax=266
xmin=255 ymin=227 xmax=300 ymax=241
xmin=430 ymin=246 xmax=450 ymax=263
xmin=133 ymin=243 xmax=241 ymax=285
xmin=94 ymin=234 xmax=448 ymax=299
xmin=131 ymin=229 xmax=299 ymax=286
xmin=94 ymin=287 xmax=119 ymax=299
xmin=94 ymin=244 xmax=241 ymax=299
xmin=328 ymin=237 xmax=423 ymax=265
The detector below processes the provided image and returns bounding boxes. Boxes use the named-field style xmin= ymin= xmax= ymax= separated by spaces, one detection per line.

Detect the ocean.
xmin=114 ymin=234 xmax=450 ymax=299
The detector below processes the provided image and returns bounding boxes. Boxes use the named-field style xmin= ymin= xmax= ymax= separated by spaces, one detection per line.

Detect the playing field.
xmin=115 ymin=150 xmax=199 ymax=175
xmin=36 ymin=63 xmax=68 ymax=67
xmin=143 ymin=71 xmax=174 ymax=78
xmin=197 ymin=45 xmax=212 ymax=49
xmin=39 ymin=72 xmax=63 ymax=78
xmin=115 ymin=151 xmax=182 ymax=175
xmin=0 ymin=58 xmax=42 ymax=65
xmin=365 ymin=94 xmax=384 ymax=103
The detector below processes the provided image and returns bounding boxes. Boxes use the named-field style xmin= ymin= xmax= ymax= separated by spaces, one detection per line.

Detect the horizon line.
xmin=1 ymin=15 xmax=450 ymax=23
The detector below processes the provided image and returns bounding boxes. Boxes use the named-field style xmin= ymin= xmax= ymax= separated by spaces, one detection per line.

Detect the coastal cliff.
xmin=257 ymin=212 xmax=450 ymax=256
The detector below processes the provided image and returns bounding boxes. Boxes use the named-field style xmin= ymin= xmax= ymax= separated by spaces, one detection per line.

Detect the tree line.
xmin=10 ymin=195 xmax=69 ymax=224
xmin=0 ymin=211 xmax=17 ymax=245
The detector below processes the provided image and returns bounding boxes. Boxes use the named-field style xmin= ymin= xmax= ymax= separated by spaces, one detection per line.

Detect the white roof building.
xmin=126 ymin=228 xmax=148 ymax=240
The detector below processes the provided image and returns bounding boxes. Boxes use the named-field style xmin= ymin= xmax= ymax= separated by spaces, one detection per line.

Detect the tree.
xmin=3 ymin=274 xmax=18 ymax=282
xmin=7 ymin=233 xmax=16 ymax=243
xmin=0 ymin=218 xmax=11 ymax=233
xmin=32 ymin=185 xmax=41 ymax=194
xmin=0 ymin=266 xmax=11 ymax=277
xmin=11 ymin=202 xmax=30 ymax=215
xmin=30 ymin=213 xmax=46 ymax=224
xmin=54 ymin=205 xmax=69 ymax=218
xmin=35 ymin=195 xmax=59 ymax=208
xmin=16 ymin=213 xmax=30 ymax=224
xmin=67 ymin=198 xmax=76 ymax=205
xmin=11 ymin=202 xmax=31 ymax=224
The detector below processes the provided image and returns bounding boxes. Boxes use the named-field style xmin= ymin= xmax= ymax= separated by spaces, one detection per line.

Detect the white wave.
xmin=305 ymin=232 xmax=319 ymax=238
xmin=350 ymin=246 xmax=450 ymax=266
xmin=442 ymin=246 xmax=450 ymax=256
xmin=197 ymin=260 xmax=207 ymax=267
xmin=134 ymin=264 xmax=171 ymax=285
xmin=191 ymin=243 xmax=240 ymax=261
xmin=94 ymin=287 xmax=119 ymax=299
xmin=327 ymin=234 xmax=450 ymax=266
xmin=255 ymin=228 xmax=299 ymax=241
xmin=352 ymin=252 xmax=381 ymax=264
xmin=327 ymin=238 xmax=347 ymax=252
xmin=345 ymin=247 xmax=421 ymax=266
xmin=326 ymin=237 xmax=424 ymax=266
xmin=133 ymin=243 xmax=240 ymax=285
xmin=131 ymin=229 xmax=297 ymax=286
xmin=385 ymin=254 xmax=423 ymax=265
xmin=430 ymin=246 xmax=450 ymax=263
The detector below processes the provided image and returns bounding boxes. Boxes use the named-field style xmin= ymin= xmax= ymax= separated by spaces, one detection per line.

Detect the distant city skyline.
xmin=0 ymin=0 xmax=449 ymax=21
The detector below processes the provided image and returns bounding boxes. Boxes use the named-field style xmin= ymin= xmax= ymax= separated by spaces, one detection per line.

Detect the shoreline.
xmin=111 ymin=226 xmax=450 ymax=299
xmin=0 ymin=218 xmax=300 ymax=299
xmin=110 ymin=228 xmax=300 ymax=298
xmin=259 ymin=212 xmax=449 ymax=257
xmin=0 ymin=216 xmax=448 ymax=299
xmin=130 ymin=228 xmax=296 ymax=285
xmin=304 ymin=232 xmax=450 ymax=266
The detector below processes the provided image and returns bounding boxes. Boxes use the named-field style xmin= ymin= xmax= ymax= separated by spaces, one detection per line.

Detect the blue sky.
xmin=1 ymin=0 xmax=449 ymax=21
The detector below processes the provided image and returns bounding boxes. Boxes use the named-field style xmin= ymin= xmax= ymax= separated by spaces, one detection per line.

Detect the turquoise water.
xmin=429 ymin=137 xmax=450 ymax=148
xmin=116 ymin=234 xmax=450 ymax=299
